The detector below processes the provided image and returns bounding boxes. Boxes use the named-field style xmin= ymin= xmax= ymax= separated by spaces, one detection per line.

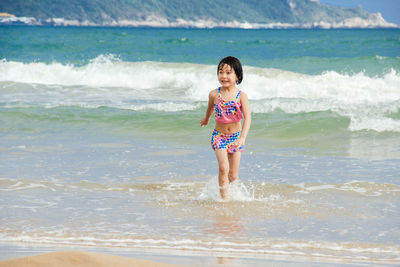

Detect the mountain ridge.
xmin=0 ymin=0 xmax=398 ymax=28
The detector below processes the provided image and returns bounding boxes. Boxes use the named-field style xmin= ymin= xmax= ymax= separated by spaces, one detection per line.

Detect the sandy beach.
xmin=0 ymin=251 xmax=192 ymax=267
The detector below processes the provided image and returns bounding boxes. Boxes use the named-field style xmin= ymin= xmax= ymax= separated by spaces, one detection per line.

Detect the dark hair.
xmin=217 ymin=56 xmax=243 ymax=84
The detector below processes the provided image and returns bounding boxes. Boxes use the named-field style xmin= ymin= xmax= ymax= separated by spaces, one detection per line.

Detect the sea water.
xmin=0 ymin=26 xmax=399 ymax=265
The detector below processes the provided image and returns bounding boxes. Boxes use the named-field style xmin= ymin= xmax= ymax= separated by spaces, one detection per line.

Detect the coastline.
xmin=1 ymin=15 xmax=398 ymax=29
xmin=1 ymin=243 xmax=398 ymax=267
xmin=0 ymin=251 xmax=191 ymax=267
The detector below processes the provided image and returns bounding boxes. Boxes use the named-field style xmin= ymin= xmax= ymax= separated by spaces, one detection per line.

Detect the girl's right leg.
xmin=228 ymin=151 xmax=241 ymax=183
xmin=215 ymin=149 xmax=230 ymax=199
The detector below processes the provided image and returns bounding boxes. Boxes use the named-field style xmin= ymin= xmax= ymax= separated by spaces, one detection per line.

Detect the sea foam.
xmin=1 ymin=55 xmax=399 ymax=132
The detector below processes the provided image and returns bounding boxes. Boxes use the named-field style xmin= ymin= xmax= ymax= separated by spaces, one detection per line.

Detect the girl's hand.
xmin=234 ymin=137 xmax=245 ymax=148
xmin=200 ymin=117 xmax=209 ymax=127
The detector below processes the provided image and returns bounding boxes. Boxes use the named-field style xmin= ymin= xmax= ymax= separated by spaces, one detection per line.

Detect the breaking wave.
xmin=1 ymin=55 xmax=399 ymax=132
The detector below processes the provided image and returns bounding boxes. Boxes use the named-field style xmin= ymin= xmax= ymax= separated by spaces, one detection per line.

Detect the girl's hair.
xmin=217 ymin=56 xmax=243 ymax=84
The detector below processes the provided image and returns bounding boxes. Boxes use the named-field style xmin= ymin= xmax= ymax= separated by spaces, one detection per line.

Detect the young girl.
xmin=200 ymin=56 xmax=251 ymax=199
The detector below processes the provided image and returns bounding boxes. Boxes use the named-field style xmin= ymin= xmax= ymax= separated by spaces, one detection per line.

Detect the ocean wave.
xmin=1 ymin=55 xmax=399 ymax=132
xmin=1 ymin=55 xmax=399 ymax=102
xmin=0 ymin=55 xmax=215 ymax=91
xmin=0 ymin=230 xmax=399 ymax=263
xmin=1 ymin=178 xmax=398 ymax=198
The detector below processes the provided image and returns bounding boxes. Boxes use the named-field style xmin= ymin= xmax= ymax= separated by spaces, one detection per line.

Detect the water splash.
xmin=198 ymin=178 xmax=252 ymax=201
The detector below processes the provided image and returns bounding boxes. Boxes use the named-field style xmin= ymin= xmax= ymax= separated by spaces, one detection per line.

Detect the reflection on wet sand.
xmin=208 ymin=213 xmax=245 ymax=265
xmin=212 ymin=214 xmax=244 ymax=236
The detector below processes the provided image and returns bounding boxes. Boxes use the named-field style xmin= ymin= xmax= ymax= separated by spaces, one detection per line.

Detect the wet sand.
xmin=0 ymin=251 xmax=191 ymax=267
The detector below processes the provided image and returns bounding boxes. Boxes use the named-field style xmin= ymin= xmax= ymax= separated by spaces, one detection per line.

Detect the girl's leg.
xmin=228 ymin=151 xmax=241 ymax=183
xmin=215 ymin=149 xmax=230 ymax=199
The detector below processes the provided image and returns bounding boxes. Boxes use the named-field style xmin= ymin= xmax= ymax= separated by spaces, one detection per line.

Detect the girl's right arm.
xmin=200 ymin=90 xmax=216 ymax=127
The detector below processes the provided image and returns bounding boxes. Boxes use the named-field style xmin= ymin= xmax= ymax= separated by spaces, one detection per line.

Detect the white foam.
xmin=227 ymin=180 xmax=253 ymax=201
xmin=0 ymin=181 xmax=53 ymax=192
xmin=1 ymin=57 xmax=399 ymax=132
xmin=294 ymin=181 xmax=400 ymax=197
xmin=0 ymin=56 xmax=215 ymax=93
xmin=243 ymin=68 xmax=400 ymax=133
xmin=1 ymin=233 xmax=399 ymax=263
xmin=17 ymin=13 xmax=398 ymax=29
xmin=198 ymin=178 xmax=252 ymax=201
xmin=128 ymin=102 xmax=201 ymax=112
xmin=349 ymin=116 xmax=400 ymax=132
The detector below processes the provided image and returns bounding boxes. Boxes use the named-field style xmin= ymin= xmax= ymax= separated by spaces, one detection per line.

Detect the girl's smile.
xmin=218 ymin=64 xmax=238 ymax=88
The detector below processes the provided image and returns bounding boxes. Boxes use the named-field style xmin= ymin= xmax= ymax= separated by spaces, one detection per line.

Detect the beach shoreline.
xmin=1 ymin=243 xmax=399 ymax=267
xmin=0 ymin=244 xmax=198 ymax=266
xmin=0 ymin=250 xmax=192 ymax=267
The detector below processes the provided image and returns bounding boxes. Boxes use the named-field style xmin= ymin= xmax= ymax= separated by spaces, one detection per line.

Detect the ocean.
xmin=0 ymin=26 xmax=399 ymax=266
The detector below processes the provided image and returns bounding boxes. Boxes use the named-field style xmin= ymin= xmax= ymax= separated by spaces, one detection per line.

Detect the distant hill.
xmin=0 ymin=0 xmax=397 ymax=28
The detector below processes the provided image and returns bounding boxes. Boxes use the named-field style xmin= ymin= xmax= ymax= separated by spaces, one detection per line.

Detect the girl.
xmin=201 ymin=56 xmax=251 ymax=199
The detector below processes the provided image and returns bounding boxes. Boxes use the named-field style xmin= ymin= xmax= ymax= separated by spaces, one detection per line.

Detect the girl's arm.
xmin=236 ymin=92 xmax=251 ymax=146
xmin=201 ymin=90 xmax=216 ymax=127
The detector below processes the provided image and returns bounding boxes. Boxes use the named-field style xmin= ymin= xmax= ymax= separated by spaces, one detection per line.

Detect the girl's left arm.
xmin=238 ymin=92 xmax=251 ymax=145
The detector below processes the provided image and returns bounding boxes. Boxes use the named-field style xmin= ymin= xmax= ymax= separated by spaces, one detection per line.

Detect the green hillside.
xmin=0 ymin=0 xmax=388 ymax=26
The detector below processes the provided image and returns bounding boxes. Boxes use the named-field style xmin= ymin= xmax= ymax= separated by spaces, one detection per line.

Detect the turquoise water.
xmin=2 ymin=27 xmax=400 ymax=74
xmin=1 ymin=26 xmax=400 ymax=265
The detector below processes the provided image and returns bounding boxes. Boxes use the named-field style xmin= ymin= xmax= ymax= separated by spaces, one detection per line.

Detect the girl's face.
xmin=218 ymin=64 xmax=238 ymax=88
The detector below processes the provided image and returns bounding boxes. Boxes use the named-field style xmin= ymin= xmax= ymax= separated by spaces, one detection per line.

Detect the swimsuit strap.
xmin=235 ymin=90 xmax=241 ymax=100
xmin=217 ymin=87 xmax=222 ymax=101
xmin=218 ymin=87 xmax=241 ymax=101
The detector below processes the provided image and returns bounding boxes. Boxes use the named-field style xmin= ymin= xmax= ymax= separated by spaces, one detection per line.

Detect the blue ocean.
xmin=1 ymin=26 xmax=399 ymax=266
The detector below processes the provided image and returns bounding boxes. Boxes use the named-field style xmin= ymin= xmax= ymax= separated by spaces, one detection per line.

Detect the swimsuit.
xmin=211 ymin=87 xmax=244 ymax=154
xmin=211 ymin=129 xmax=244 ymax=154
xmin=214 ymin=87 xmax=243 ymax=124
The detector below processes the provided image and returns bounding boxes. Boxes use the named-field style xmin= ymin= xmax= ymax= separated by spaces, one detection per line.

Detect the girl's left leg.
xmin=228 ymin=151 xmax=241 ymax=183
